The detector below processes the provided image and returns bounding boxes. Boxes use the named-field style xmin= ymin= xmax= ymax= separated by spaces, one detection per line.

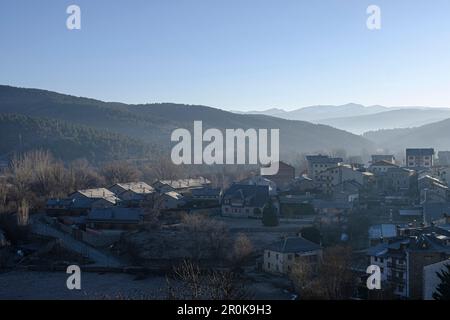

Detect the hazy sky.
xmin=1 ymin=0 xmax=450 ymax=111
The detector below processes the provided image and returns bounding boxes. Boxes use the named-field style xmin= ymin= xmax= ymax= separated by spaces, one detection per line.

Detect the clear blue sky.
xmin=1 ymin=0 xmax=450 ymax=111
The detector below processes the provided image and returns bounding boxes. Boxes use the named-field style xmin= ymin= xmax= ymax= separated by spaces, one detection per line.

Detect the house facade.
xmin=109 ymin=182 xmax=155 ymax=207
xmin=406 ymin=148 xmax=434 ymax=169
xmin=221 ymin=184 xmax=271 ymax=218
xmin=367 ymin=222 xmax=450 ymax=299
xmin=368 ymin=160 xmax=399 ymax=174
xmin=263 ymin=237 xmax=322 ymax=275
xmin=423 ymin=259 xmax=450 ymax=300
xmin=315 ymin=164 xmax=373 ymax=194
xmin=306 ymin=155 xmax=343 ymax=181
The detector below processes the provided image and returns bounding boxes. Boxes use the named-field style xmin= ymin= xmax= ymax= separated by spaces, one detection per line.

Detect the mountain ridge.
xmin=0 ymin=85 xmax=376 ymax=159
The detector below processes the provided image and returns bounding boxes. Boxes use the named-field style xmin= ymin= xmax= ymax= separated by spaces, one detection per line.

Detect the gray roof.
xmin=110 ymin=182 xmax=154 ymax=194
xmin=191 ymin=187 xmax=221 ymax=197
xmin=267 ymin=237 xmax=321 ymax=253
xmin=366 ymin=239 xmax=409 ymax=257
xmin=222 ymin=184 xmax=269 ymax=208
xmin=369 ymin=224 xmax=397 ymax=240
xmin=406 ymin=148 xmax=434 ymax=156
xmin=312 ymin=199 xmax=353 ymax=210
xmin=367 ymin=226 xmax=450 ymax=256
xmin=159 ymin=177 xmax=211 ymax=189
xmin=87 ymin=207 xmax=143 ymax=223
xmin=306 ymin=155 xmax=343 ymax=164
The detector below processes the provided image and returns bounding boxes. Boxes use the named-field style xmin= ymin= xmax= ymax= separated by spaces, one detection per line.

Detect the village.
xmin=1 ymin=148 xmax=450 ymax=300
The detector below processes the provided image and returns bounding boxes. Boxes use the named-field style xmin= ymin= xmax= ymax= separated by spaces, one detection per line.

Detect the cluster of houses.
xmin=41 ymin=148 xmax=450 ymax=299
xmin=46 ymin=178 xmax=220 ymax=232
xmin=228 ymin=148 xmax=450 ymax=299
xmin=368 ymin=216 xmax=450 ymax=299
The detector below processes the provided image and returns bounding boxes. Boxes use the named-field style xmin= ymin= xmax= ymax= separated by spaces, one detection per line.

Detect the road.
xmin=31 ymin=218 xmax=123 ymax=268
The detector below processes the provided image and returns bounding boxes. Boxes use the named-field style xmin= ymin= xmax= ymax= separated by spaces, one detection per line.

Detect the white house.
xmin=423 ymin=259 xmax=450 ymax=300
xmin=263 ymin=237 xmax=322 ymax=275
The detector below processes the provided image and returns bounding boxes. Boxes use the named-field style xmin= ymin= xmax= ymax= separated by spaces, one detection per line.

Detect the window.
xmin=267 ymin=263 xmax=271 ymax=269
xmin=380 ymin=258 xmax=384 ymax=263
xmin=276 ymin=254 xmax=279 ymax=260
xmin=288 ymin=254 xmax=293 ymax=260
xmin=267 ymin=252 xmax=270 ymax=258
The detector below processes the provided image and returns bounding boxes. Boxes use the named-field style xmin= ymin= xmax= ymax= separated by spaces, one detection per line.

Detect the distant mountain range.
xmin=3 ymin=85 xmax=450 ymax=161
xmin=233 ymin=103 xmax=391 ymax=122
xmin=236 ymin=104 xmax=450 ymax=134
xmin=0 ymin=86 xmax=374 ymax=162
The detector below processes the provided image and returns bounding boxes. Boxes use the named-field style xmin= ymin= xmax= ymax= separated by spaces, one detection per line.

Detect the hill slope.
xmin=0 ymin=113 xmax=151 ymax=162
xmin=363 ymin=118 xmax=450 ymax=151
xmin=0 ymin=85 xmax=375 ymax=157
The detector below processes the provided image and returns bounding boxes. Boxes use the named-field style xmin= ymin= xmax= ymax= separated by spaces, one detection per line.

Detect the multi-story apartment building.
xmin=306 ymin=155 xmax=343 ymax=181
xmin=367 ymin=220 xmax=450 ymax=299
xmin=315 ymin=164 xmax=373 ymax=194
xmin=405 ymin=148 xmax=434 ymax=169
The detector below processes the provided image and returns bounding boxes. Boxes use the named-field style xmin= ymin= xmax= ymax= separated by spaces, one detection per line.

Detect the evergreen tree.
xmin=433 ymin=264 xmax=450 ymax=300
xmin=262 ymin=200 xmax=279 ymax=227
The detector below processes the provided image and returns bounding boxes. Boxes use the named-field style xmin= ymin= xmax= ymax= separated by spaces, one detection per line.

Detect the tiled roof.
xmin=267 ymin=237 xmax=321 ymax=253
xmin=159 ymin=177 xmax=211 ymax=189
xmin=369 ymin=224 xmax=397 ymax=240
xmin=87 ymin=207 xmax=143 ymax=223
xmin=73 ymin=188 xmax=118 ymax=203
xmin=306 ymin=155 xmax=343 ymax=164
xmin=222 ymin=184 xmax=269 ymax=208
xmin=406 ymin=148 xmax=434 ymax=156
xmin=112 ymin=182 xmax=154 ymax=194
xmin=371 ymin=160 xmax=398 ymax=167
xmin=191 ymin=187 xmax=221 ymax=197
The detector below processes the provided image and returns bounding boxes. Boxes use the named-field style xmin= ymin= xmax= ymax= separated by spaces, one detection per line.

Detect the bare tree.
xmin=147 ymin=155 xmax=182 ymax=181
xmin=166 ymin=260 xmax=252 ymax=300
xmin=17 ymin=198 xmax=29 ymax=226
xmin=100 ymin=161 xmax=140 ymax=185
xmin=232 ymin=233 xmax=253 ymax=268
xmin=291 ymin=246 xmax=357 ymax=300
xmin=68 ymin=159 xmax=105 ymax=190
xmin=182 ymin=214 xmax=230 ymax=260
